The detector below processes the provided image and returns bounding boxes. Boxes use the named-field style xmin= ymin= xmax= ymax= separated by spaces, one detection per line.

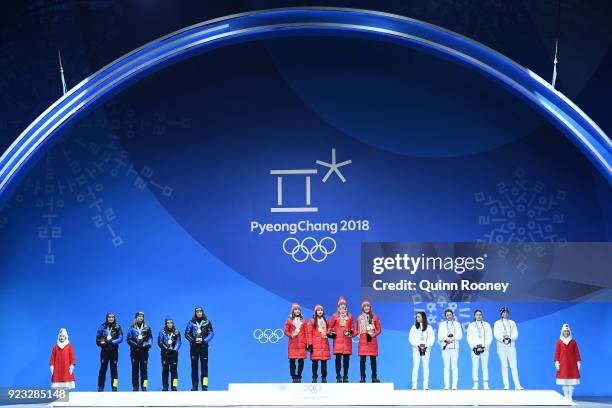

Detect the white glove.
xmin=50 ymin=366 xmax=54 ymax=375
xmin=555 ymin=361 xmax=560 ymax=371
xmin=577 ymin=361 xmax=581 ymax=370
xmin=69 ymin=365 xmax=74 ymax=375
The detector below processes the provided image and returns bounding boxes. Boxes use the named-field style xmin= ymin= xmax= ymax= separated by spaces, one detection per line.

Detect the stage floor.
xmin=43 ymin=383 xmax=581 ymax=407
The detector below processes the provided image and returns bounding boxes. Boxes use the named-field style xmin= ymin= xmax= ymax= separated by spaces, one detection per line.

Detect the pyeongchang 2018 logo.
xmin=249 ymin=148 xmax=371 ymax=263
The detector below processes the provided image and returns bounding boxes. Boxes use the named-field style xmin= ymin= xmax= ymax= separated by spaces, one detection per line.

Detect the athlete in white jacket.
xmin=467 ymin=310 xmax=493 ymax=390
xmin=493 ymin=307 xmax=523 ymax=390
xmin=408 ymin=311 xmax=435 ymax=390
xmin=437 ymin=309 xmax=463 ymax=390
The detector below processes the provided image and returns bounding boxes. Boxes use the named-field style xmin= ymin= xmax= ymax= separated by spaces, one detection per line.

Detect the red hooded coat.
xmin=555 ymin=338 xmax=581 ymax=380
xmin=50 ymin=343 xmax=76 ymax=383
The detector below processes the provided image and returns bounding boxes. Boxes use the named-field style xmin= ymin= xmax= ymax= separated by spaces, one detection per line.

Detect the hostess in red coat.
xmin=307 ymin=305 xmax=331 ymax=361
xmin=285 ymin=303 xmax=308 ymax=359
xmin=49 ymin=328 xmax=76 ymax=389
xmin=354 ymin=300 xmax=382 ymax=356
xmin=555 ymin=324 xmax=581 ymax=384
xmin=328 ymin=297 xmax=355 ymax=355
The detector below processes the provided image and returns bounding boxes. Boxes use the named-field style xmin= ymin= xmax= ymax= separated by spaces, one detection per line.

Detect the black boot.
xmin=372 ymin=376 xmax=380 ymax=383
xmin=191 ymin=386 xmax=198 ymax=391
xmin=171 ymin=386 xmax=177 ymax=391
xmin=162 ymin=387 xmax=168 ymax=392
xmin=133 ymin=387 xmax=138 ymax=391
xmin=322 ymin=377 xmax=327 ymax=383
xmin=142 ymin=387 xmax=147 ymax=392
xmin=336 ymin=375 xmax=342 ymax=383
xmin=297 ymin=375 xmax=302 ymax=383
xmin=98 ymin=388 xmax=104 ymax=392
xmin=112 ymin=387 xmax=118 ymax=392
xmin=312 ymin=375 xmax=318 ymax=383
xmin=343 ymin=376 xmax=349 ymax=383
xmin=203 ymin=385 xmax=208 ymax=391
xmin=291 ymin=376 xmax=297 ymax=383
xmin=360 ymin=375 xmax=366 ymax=383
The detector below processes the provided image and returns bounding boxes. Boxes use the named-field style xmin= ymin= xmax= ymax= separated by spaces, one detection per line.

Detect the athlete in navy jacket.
xmin=158 ymin=316 xmax=181 ymax=391
xmin=126 ymin=311 xmax=152 ymax=391
xmin=95 ymin=312 xmax=123 ymax=391
xmin=185 ymin=306 xmax=214 ymax=391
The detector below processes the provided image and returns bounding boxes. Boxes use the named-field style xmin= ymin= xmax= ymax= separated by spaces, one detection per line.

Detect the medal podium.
xmin=51 ymin=384 xmax=573 ymax=407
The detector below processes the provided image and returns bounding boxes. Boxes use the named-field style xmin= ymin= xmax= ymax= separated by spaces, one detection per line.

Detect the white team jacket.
xmin=409 ymin=324 xmax=435 ymax=349
xmin=467 ymin=320 xmax=493 ymax=349
xmin=437 ymin=320 xmax=463 ymax=350
xmin=493 ymin=318 xmax=518 ymax=348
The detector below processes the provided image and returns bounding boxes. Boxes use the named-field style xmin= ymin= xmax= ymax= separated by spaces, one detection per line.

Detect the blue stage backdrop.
xmin=0 ymin=33 xmax=610 ymax=395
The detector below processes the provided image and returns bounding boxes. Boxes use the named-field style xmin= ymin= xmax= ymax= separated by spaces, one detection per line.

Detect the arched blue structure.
xmin=0 ymin=7 xmax=610 ymax=201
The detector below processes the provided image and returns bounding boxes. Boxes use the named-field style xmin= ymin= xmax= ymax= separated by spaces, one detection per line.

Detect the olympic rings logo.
xmin=253 ymin=328 xmax=284 ymax=344
xmin=282 ymin=237 xmax=336 ymax=263
xmin=300 ymin=384 xmax=322 ymax=394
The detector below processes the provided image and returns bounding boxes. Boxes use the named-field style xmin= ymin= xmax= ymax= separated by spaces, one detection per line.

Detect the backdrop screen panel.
xmin=0 ymin=34 xmax=610 ymax=395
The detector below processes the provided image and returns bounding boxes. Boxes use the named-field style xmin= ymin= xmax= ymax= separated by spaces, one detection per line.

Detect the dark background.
xmin=2 ymin=0 xmax=612 ymax=153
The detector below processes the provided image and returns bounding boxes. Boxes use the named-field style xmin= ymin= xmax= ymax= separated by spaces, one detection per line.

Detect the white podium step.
xmin=228 ymin=382 xmax=394 ymax=405
xmin=393 ymin=390 xmax=572 ymax=406
xmin=50 ymin=385 xmax=573 ymax=407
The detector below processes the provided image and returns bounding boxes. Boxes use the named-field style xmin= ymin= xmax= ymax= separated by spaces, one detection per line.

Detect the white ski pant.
xmin=442 ymin=348 xmax=459 ymax=389
xmin=497 ymin=346 xmax=520 ymax=388
xmin=411 ymin=347 xmax=430 ymax=387
xmin=471 ymin=349 xmax=489 ymax=382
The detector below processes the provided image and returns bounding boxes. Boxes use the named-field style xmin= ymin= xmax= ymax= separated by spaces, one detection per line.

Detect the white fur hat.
xmin=58 ymin=328 xmax=69 ymax=340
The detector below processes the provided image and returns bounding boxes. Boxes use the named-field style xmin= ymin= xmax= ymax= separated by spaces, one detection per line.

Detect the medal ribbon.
xmin=446 ymin=320 xmax=454 ymax=335
xmin=502 ymin=318 xmax=511 ymax=338
xmin=420 ymin=327 xmax=427 ymax=342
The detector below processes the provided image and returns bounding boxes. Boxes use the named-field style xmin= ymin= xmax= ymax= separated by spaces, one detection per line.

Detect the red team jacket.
xmin=555 ymin=339 xmax=581 ymax=379
xmin=285 ymin=316 xmax=308 ymax=359
xmin=327 ymin=312 xmax=355 ymax=355
xmin=355 ymin=313 xmax=382 ymax=356
xmin=306 ymin=316 xmax=331 ymax=361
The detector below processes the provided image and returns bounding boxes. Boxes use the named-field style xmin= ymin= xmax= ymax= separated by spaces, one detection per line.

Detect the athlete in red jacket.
xmin=354 ymin=300 xmax=381 ymax=382
xmin=327 ymin=296 xmax=355 ymax=382
xmin=554 ymin=324 xmax=581 ymax=401
xmin=284 ymin=303 xmax=308 ymax=382
xmin=306 ymin=305 xmax=332 ymax=383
